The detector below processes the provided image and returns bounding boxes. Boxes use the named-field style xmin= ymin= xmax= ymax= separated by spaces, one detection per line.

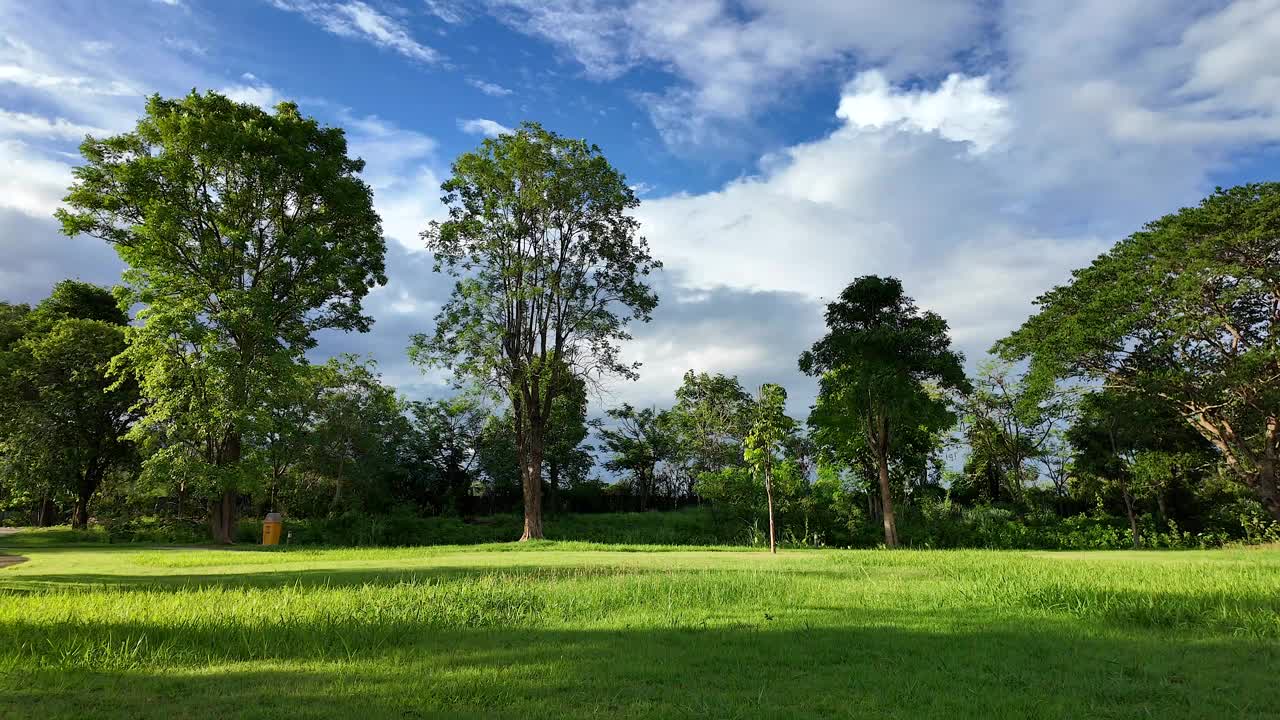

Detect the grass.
xmin=0 ymin=535 xmax=1277 ymax=719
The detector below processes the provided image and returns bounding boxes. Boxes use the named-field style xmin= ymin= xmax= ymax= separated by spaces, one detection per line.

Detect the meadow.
xmin=1 ymin=532 xmax=1278 ymax=719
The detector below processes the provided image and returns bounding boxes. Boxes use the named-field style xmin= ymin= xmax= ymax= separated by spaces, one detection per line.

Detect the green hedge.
xmin=232 ymin=506 xmax=745 ymax=547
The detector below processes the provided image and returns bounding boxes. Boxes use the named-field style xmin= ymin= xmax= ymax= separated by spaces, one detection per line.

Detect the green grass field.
xmin=1 ymin=533 xmax=1277 ymax=719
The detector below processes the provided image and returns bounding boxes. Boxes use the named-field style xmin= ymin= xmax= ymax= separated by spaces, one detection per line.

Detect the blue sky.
xmin=3 ymin=0 xmax=1280 ymax=416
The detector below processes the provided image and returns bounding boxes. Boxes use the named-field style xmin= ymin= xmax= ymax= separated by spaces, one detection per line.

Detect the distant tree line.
xmin=0 ymin=90 xmax=1276 ymax=548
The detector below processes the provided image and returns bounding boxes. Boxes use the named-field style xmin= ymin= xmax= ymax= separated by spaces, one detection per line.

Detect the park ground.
xmin=0 ymin=531 xmax=1277 ymax=719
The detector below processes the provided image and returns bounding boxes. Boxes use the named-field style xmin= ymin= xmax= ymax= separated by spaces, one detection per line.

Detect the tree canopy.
xmin=411 ymin=121 xmax=660 ymax=539
xmin=56 ymin=90 xmax=386 ymax=542
xmin=996 ymin=183 xmax=1280 ymax=520
xmin=801 ymin=276 xmax=970 ymax=547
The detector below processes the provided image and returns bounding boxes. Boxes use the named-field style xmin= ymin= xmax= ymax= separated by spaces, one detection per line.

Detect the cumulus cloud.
xmin=635 ymin=72 xmax=1104 ymax=369
xmin=837 ymin=71 xmax=1011 ymax=153
xmin=485 ymin=0 xmax=983 ymax=148
xmin=458 ymin=118 xmax=513 ymax=137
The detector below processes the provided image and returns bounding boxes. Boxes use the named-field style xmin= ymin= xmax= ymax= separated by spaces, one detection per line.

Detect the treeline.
xmin=0 ymin=90 xmax=1276 ymax=549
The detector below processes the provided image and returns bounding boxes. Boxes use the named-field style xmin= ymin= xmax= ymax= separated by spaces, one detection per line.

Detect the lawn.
xmin=0 ymin=535 xmax=1277 ymax=719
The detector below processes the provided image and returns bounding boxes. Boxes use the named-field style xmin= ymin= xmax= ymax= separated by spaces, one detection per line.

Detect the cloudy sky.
xmin=3 ymin=0 xmax=1279 ymax=417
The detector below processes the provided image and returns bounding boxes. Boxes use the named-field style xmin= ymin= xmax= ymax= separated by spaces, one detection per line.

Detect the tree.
xmin=666 ymin=370 xmax=754 ymax=496
xmin=303 ymin=358 xmax=407 ymax=515
xmin=57 ymin=91 xmax=386 ymax=542
xmin=801 ymin=276 xmax=970 ymax=547
xmin=961 ymin=361 xmax=1074 ymax=504
xmin=1068 ymin=389 xmax=1214 ymax=546
xmin=543 ymin=378 xmax=593 ymax=513
xmin=996 ymin=184 xmax=1280 ymax=520
xmin=408 ymin=396 xmax=490 ymax=515
xmin=0 ymin=282 xmax=139 ymax=528
xmin=595 ymin=404 xmax=672 ymax=511
xmin=744 ymin=384 xmax=795 ymax=554
xmin=411 ymin=122 xmax=660 ymax=540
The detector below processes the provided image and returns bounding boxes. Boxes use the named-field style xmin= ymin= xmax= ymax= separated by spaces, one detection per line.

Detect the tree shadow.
xmin=1 ymin=621 xmax=1276 ymax=719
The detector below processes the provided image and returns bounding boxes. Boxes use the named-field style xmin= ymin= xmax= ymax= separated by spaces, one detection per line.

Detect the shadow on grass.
xmin=0 ymin=562 xmax=680 ymax=592
xmin=1 ymin=620 xmax=1277 ymax=720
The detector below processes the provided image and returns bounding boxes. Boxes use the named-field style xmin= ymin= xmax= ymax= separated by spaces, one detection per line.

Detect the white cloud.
xmin=220 ymin=74 xmax=282 ymax=108
xmin=486 ymin=0 xmax=983 ymax=148
xmin=335 ymin=112 xmax=443 ymax=252
xmin=0 ymin=64 xmax=137 ymax=96
xmin=0 ymin=140 xmax=73 ymax=218
xmin=268 ymin=0 xmax=440 ymax=64
xmin=0 ymin=110 xmax=108 ymax=141
xmin=635 ymin=72 xmax=1108 ymax=365
xmin=458 ymin=118 xmax=513 ymax=136
xmin=467 ymin=78 xmax=513 ymax=96
xmin=837 ymin=71 xmax=1011 ymax=153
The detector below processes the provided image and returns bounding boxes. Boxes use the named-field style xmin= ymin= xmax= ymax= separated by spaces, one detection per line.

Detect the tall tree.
xmin=304 ymin=358 xmax=407 ymax=514
xmin=543 ymin=378 xmax=593 ymax=513
xmin=997 ymin=184 xmax=1280 ymax=520
xmin=743 ymin=383 xmax=795 ymax=554
xmin=801 ymin=276 xmax=970 ymax=547
xmin=595 ymin=404 xmax=672 ymax=511
xmin=666 ymin=370 xmax=754 ymax=495
xmin=0 ymin=282 xmax=139 ymax=528
xmin=411 ymin=122 xmax=660 ymax=540
xmin=961 ymin=361 xmax=1074 ymax=504
xmin=408 ymin=396 xmax=490 ymax=515
xmin=1068 ymin=388 xmax=1214 ymax=546
xmin=57 ymin=91 xmax=386 ymax=542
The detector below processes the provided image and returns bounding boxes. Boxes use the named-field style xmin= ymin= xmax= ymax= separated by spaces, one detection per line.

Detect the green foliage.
xmin=56 ymin=91 xmax=386 ymax=540
xmin=594 ymin=403 xmax=673 ymax=510
xmin=802 ymin=275 xmax=969 ymax=546
xmin=960 ymin=360 xmax=1075 ymax=505
xmin=997 ymin=183 xmax=1280 ymax=519
xmin=665 ymin=370 xmax=754 ymax=486
xmin=410 ymin=121 xmax=661 ymax=538
xmin=0 ymin=282 xmax=138 ymax=527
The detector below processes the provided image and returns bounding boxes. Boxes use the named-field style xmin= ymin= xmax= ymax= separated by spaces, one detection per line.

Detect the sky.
xmin=2 ymin=0 xmax=1280 ymax=419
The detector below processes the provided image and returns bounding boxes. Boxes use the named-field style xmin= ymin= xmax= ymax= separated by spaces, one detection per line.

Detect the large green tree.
xmin=57 ymin=91 xmax=386 ymax=542
xmin=0 ymin=282 xmax=139 ymax=528
xmin=595 ymin=404 xmax=673 ymax=511
xmin=408 ymin=396 xmax=490 ymax=515
xmin=961 ymin=361 xmax=1075 ymax=505
xmin=666 ymin=370 xmax=754 ymax=496
xmin=801 ymin=276 xmax=970 ymax=547
xmin=997 ymin=184 xmax=1280 ymax=520
xmin=411 ymin=122 xmax=660 ymax=539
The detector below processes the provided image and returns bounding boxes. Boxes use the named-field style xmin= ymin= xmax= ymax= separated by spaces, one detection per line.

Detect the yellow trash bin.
xmin=262 ymin=512 xmax=283 ymax=546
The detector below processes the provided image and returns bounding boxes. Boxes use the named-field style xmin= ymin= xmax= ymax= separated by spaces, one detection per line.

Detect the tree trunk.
xmin=210 ymin=431 xmax=241 ymax=545
xmin=71 ymin=490 xmax=92 ymax=530
xmin=1252 ymin=459 xmax=1280 ymax=522
xmin=36 ymin=494 xmax=54 ymax=527
xmin=518 ymin=424 xmax=545 ymax=541
xmin=876 ymin=448 xmax=898 ymax=548
xmin=548 ymin=459 xmax=560 ymax=515
xmin=1122 ymin=486 xmax=1140 ymax=549
xmin=765 ymin=466 xmax=777 ymax=554
xmin=71 ymin=466 xmax=102 ymax=530
xmin=210 ymin=489 xmax=237 ymax=544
